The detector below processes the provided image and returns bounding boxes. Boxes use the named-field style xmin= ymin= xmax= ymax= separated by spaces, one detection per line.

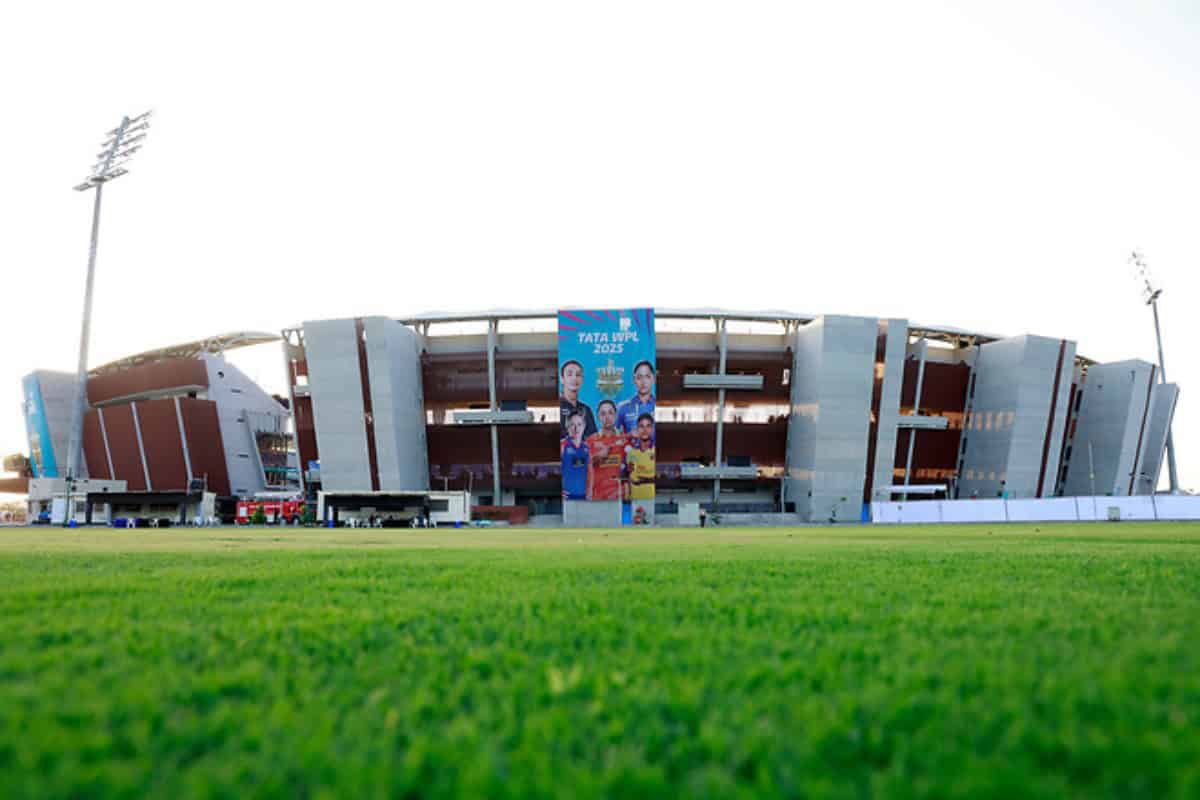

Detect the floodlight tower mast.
xmin=1130 ymin=250 xmax=1179 ymax=494
xmin=63 ymin=112 xmax=153 ymax=520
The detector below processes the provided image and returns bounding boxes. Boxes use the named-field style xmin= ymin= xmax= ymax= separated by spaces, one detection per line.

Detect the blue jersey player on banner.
xmin=560 ymin=409 xmax=589 ymax=500
xmin=616 ymin=360 xmax=656 ymax=435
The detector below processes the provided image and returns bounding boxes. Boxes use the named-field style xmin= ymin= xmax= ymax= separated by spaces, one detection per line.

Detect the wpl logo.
xmin=619 ymin=314 xmax=632 ymax=333
xmin=596 ymin=359 xmax=625 ymax=399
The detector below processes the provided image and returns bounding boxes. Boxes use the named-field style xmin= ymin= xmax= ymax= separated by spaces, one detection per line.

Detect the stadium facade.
xmin=20 ymin=309 xmax=1180 ymax=525
xmin=282 ymin=309 xmax=1177 ymax=524
xmin=21 ymin=333 xmax=295 ymax=522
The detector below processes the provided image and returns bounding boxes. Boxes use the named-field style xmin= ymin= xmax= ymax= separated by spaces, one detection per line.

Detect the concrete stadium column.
xmin=785 ymin=315 xmax=877 ymax=522
xmin=129 ymin=402 xmax=153 ymax=491
xmin=867 ymin=319 xmax=907 ymax=505
xmin=96 ymin=407 xmax=116 ymax=481
xmin=957 ymin=335 xmax=1077 ymax=499
xmin=302 ymin=319 xmax=372 ymax=491
xmin=713 ymin=317 xmax=728 ymax=504
xmin=488 ymin=319 xmax=501 ymax=504
xmin=1134 ymin=382 xmax=1179 ymax=495
xmin=1037 ymin=341 xmax=1077 ymax=497
xmin=952 ymin=341 xmax=980 ymax=499
xmin=363 ymin=317 xmax=430 ymax=491
xmin=173 ymin=396 xmax=194 ymax=485
xmin=901 ymin=337 xmax=928 ymax=500
xmin=279 ymin=329 xmax=305 ymax=496
xmin=1060 ymin=359 xmax=1161 ymax=497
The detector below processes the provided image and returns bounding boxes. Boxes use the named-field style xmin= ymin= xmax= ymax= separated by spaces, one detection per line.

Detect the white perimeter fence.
xmin=871 ymin=495 xmax=1200 ymax=524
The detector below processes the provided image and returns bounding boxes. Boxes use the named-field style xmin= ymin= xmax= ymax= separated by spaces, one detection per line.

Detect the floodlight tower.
xmin=1130 ymin=250 xmax=1179 ymax=494
xmin=62 ymin=112 xmax=153 ymax=520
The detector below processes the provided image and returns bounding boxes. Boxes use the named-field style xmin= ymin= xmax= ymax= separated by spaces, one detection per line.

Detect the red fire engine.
xmin=235 ymin=499 xmax=305 ymax=525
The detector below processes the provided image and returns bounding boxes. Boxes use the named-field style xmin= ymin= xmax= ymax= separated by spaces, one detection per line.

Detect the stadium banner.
xmin=558 ymin=308 xmax=656 ymax=522
xmin=22 ymin=374 xmax=57 ymax=479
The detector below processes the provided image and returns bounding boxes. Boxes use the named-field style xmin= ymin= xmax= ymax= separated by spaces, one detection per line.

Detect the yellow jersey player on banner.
xmin=625 ymin=413 xmax=656 ymax=501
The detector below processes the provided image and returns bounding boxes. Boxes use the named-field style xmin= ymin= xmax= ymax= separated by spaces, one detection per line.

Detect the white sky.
xmin=2 ymin=1 xmax=1198 ymax=491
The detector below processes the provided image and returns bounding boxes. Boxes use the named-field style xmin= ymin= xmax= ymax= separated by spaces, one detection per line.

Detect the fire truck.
xmin=235 ymin=498 xmax=306 ymax=525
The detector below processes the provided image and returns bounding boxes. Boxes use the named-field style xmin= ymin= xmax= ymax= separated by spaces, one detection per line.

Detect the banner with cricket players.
xmin=557 ymin=308 xmax=656 ymax=523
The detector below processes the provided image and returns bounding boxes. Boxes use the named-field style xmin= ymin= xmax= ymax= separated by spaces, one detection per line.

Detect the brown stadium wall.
xmin=293 ymin=395 xmax=320 ymax=471
xmin=82 ymin=410 xmax=112 ymax=480
xmin=895 ymin=361 xmax=972 ymax=485
xmin=100 ymin=404 xmax=147 ymax=491
xmin=88 ymin=358 xmax=209 ymax=405
xmin=178 ymin=398 xmax=231 ymax=496
xmin=134 ymin=399 xmax=189 ymax=491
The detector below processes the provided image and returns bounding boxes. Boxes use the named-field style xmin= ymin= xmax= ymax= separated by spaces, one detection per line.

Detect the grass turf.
xmin=1 ymin=524 xmax=1199 ymax=798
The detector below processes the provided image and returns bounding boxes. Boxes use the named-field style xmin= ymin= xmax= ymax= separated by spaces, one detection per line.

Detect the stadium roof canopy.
xmin=89 ymin=332 xmax=280 ymax=376
xmin=400 ymin=307 xmax=814 ymax=324
xmin=395 ymin=307 xmax=1008 ymax=347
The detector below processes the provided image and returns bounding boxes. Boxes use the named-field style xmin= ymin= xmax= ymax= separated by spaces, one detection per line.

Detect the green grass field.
xmin=2 ymin=524 xmax=1199 ymax=798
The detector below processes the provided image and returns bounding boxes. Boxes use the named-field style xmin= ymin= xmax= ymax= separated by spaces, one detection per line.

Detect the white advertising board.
xmin=872 ymin=495 xmax=1200 ymax=524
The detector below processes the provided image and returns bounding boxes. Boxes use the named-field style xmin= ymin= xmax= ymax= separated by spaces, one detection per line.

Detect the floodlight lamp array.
xmin=96 ymin=133 xmax=147 ymax=160
xmin=74 ymin=110 xmax=153 ymax=191
xmin=1129 ymin=251 xmax=1161 ymax=306
xmin=102 ymin=111 xmax=153 ymax=137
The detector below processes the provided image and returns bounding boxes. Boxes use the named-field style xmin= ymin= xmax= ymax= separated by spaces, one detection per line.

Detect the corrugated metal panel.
xmin=178 ymin=398 xmax=231 ymax=495
xmin=135 ymin=398 xmax=189 ymax=491
xmin=87 ymin=358 xmax=209 ymax=405
xmin=102 ymin=404 xmax=147 ymax=491
xmin=82 ymin=410 xmax=111 ymax=480
xmin=293 ymin=395 xmax=319 ymax=470
xmin=901 ymin=361 xmax=970 ymax=412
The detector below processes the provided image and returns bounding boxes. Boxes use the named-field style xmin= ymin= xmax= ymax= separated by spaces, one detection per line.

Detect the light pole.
xmin=1130 ymin=251 xmax=1179 ymax=494
xmin=63 ymin=112 xmax=153 ymax=525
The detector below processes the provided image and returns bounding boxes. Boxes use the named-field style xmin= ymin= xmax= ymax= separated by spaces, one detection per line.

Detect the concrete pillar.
xmin=713 ymin=318 xmax=728 ymax=504
xmin=279 ymin=329 xmax=304 ymax=495
xmin=487 ymin=320 xmax=501 ymax=504
xmin=902 ymin=338 xmax=927 ymax=500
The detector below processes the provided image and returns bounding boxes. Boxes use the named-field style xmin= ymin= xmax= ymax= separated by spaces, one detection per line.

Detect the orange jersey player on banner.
xmin=586 ymin=399 xmax=627 ymax=500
